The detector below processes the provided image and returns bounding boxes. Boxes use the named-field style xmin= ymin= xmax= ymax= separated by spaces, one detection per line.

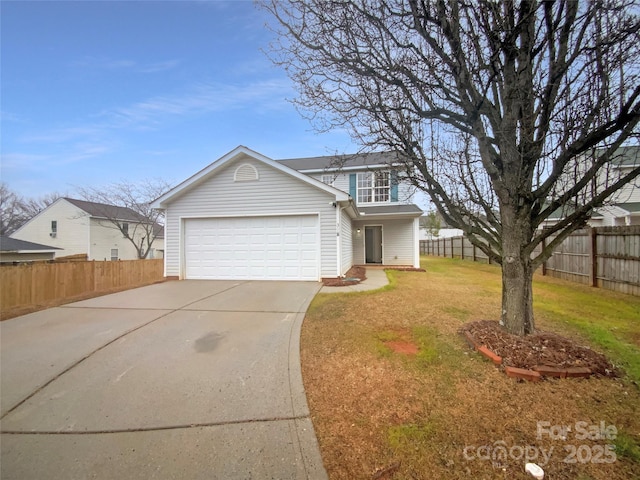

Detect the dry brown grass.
xmin=301 ymin=257 xmax=640 ymax=480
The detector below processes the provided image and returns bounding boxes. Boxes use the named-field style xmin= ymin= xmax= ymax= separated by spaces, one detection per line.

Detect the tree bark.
xmin=501 ymin=252 xmax=535 ymax=336
xmin=500 ymin=209 xmax=535 ymax=335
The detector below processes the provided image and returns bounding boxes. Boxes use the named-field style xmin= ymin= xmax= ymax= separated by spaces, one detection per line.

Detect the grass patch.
xmin=613 ymin=432 xmax=640 ymax=463
xmin=388 ymin=422 xmax=437 ymax=451
xmin=301 ymin=256 xmax=640 ymax=480
xmin=533 ymin=280 xmax=640 ymax=384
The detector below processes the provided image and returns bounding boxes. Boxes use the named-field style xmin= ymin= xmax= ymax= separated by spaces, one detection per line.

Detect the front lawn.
xmin=302 ymin=257 xmax=640 ymax=480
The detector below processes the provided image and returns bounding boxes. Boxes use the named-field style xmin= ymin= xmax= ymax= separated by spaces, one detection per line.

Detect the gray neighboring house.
xmin=0 ymin=236 xmax=61 ymax=263
xmin=152 ymin=145 xmax=423 ymax=281
xmin=540 ymin=146 xmax=640 ymax=229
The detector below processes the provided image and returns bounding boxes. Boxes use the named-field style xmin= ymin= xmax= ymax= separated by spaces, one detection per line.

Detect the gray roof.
xmin=358 ymin=204 xmax=423 ymax=216
xmin=595 ymin=145 xmax=639 ymax=166
xmin=277 ymin=151 xmax=404 ymax=172
xmin=64 ymin=198 xmax=148 ymax=223
xmin=615 ymin=202 xmax=640 ymax=213
xmin=1 ymin=236 xmax=61 ymax=252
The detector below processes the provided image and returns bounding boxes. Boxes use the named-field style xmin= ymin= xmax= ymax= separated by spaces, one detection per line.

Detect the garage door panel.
xmin=184 ymin=215 xmax=319 ymax=280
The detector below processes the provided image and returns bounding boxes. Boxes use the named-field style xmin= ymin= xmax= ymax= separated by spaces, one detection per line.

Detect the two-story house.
xmin=10 ymin=197 xmax=164 ymax=261
xmin=151 ymin=145 xmax=423 ymax=281
xmin=540 ymin=146 xmax=640 ymax=229
xmin=589 ymin=146 xmax=640 ymax=226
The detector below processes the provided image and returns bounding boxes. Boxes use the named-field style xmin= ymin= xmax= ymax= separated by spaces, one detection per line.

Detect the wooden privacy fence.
xmin=420 ymin=226 xmax=640 ymax=296
xmin=1 ymin=259 xmax=164 ymax=314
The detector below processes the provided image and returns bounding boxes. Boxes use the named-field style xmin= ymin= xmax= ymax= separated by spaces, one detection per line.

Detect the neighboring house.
xmin=540 ymin=146 xmax=640 ymax=229
xmin=0 ymin=236 xmax=61 ymax=263
xmin=151 ymin=145 xmax=423 ymax=281
xmin=590 ymin=146 xmax=640 ymax=226
xmin=10 ymin=198 xmax=164 ymax=261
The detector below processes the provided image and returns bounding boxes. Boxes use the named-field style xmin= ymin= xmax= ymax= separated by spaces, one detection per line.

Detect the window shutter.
xmin=349 ymin=173 xmax=356 ymax=198
xmin=390 ymin=171 xmax=399 ymax=202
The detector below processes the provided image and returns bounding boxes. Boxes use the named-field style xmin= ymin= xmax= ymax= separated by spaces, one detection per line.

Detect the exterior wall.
xmin=0 ymin=252 xmax=56 ymax=263
xmin=310 ymin=170 xmax=416 ymax=205
xmin=608 ymin=166 xmax=640 ymax=203
xmin=164 ymin=157 xmax=338 ymax=278
xmin=352 ymin=218 xmax=417 ymax=266
xmin=10 ymin=199 xmax=89 ymax=258
xmin=340 ymin=208 xmax=353 ymax=275
xmin=149 ymin=238 xmax=165 ymax=259
xmin=89 ymin=219 xmax=143 ymax=261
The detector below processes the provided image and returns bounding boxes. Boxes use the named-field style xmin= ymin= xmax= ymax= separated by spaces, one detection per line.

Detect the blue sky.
xmin=1 ymin=0 xmax=360 ymax=198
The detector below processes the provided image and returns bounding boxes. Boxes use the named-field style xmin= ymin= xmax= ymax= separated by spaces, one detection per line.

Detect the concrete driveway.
xmin=1 ymin=280 xmax=327 ymax=479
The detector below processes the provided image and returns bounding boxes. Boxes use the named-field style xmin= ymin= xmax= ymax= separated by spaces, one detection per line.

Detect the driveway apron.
xmin=0 ymin=280 xmax=327 ymax=480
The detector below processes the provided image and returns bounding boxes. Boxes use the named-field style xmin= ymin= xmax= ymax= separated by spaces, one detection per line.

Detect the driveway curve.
xmin=1 ymin=280 xmax=327 ymax=480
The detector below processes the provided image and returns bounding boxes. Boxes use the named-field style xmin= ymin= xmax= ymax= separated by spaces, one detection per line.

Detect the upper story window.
xmin=51 ymin=220 xmax=57 ymax=233
xmin=321 ymin=174 xmax=335 ymax=186
xmin=357 ymin=171 xmax=390 ymax=203
xmin=121 ymin=222 xmax=129 ymax=236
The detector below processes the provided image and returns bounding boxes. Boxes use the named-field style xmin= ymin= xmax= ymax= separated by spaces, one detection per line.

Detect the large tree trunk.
xmin=500 ymin=211 xmax=535 ymax=335
xmin=501 ymin=253 xmax=535 ymax=335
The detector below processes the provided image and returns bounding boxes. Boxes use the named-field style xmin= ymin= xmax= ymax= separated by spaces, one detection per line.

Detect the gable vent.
xmin=234 ymin=163 xmax=259 ymax=182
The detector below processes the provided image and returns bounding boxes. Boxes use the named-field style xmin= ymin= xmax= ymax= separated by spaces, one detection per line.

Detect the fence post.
xmin=450 ymin=237 xmax=454 ymax=258
xmin=460 ymin=237 xmax=464 ymax=260
xmin=589 ymin=228 xmax=598 ymax=287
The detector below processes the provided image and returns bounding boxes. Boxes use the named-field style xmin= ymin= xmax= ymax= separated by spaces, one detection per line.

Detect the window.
xmin=51 ymin=220 xmax=57 ymax=233
xmin=110 ymin=249 xmax=119 ymax=261
xmin=121 ymin=222 xmax=129 ymax=236
xmin=321 ymin=174 xmax=335 ymax=186
xmin=357 ymin=171 xmax=390 ymax=203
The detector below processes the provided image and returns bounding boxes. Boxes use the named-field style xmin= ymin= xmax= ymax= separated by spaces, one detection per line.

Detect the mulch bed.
xmin=322 ymin=266 xmax=367 ymax=286
xmin=460 ymin=319 xmax=618 ymax=378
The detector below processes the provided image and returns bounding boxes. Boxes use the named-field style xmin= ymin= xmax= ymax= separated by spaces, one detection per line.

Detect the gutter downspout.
xmin=336 ymin=202 xmax=342 ymax=277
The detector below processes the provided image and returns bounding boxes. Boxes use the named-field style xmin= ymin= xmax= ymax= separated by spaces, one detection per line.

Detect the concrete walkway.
xmin=1 ymin=280 xmax=328 ymax=480
xmin=320 ymin=268 xmax=390 ymax=293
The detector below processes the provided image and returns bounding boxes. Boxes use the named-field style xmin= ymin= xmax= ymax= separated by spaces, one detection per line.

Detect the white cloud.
xmin=72 ymin=56 xmax=180 ymax=74
xmin=104 ymin=78 xmax=293 ymax=128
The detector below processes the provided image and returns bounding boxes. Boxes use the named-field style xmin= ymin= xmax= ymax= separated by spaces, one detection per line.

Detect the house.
xmin=10 ymin=198 xmax=164 ymax=261
xmin=0 ymin=236 xmax=61 ymax=263
xmin=151 ymin=146 xmax=423 ymax=281
xmin=539 ymin=146 xmax=640 ymax=229
xmin=590 ymin=146 xmax=640 ymax=226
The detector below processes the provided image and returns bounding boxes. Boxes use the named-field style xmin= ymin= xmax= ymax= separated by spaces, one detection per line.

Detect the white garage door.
xmin=184 ymin=215 xmax=319 ymax=280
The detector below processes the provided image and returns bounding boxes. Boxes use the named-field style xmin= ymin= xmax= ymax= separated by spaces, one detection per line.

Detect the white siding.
xmin=164 ymin=157 xmax=338 ymax=278
xmin=340 ymin=208 xmax=353 ymax=275
xmin=10 ymin=199 xmax=89 ymax=258
xmin=89 ymin=219 xmax=142 ymax=261
xmin=610 ymin=167 xmax=640 ymax=202
xmin=352 ymin=218 xmax=416 ymax=266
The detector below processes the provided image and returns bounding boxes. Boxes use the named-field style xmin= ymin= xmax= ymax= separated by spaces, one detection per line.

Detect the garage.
xmin=183 ymin=215 xmax=319 ymax=280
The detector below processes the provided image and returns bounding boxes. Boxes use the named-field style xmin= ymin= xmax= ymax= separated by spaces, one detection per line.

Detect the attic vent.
xmin=234 ymin=163 xmax=259 ymax=182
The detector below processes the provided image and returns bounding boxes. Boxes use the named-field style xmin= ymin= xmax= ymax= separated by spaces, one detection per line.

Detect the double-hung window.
xmin=321 ymin=174 xmax=335 ymax=186
xmin=357 ymin=171 xmax=390 ymax=203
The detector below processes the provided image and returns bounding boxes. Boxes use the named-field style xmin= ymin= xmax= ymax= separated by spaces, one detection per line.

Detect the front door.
xmin=365 ymin=226 xmax=383 ymax=264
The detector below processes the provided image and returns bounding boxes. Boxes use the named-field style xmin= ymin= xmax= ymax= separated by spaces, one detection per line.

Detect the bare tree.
xmin=262 ymin=0 xmax=640 ymax=335
xmin=76 ymin=179 xmax=171 ymax=259
xmin=21 ymin=192 xmax=63 ymax=219
xmin=0 ymin=184 xmax=63 ymax=235
xmin=0 ymin=183 xmax=28 ymax=236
